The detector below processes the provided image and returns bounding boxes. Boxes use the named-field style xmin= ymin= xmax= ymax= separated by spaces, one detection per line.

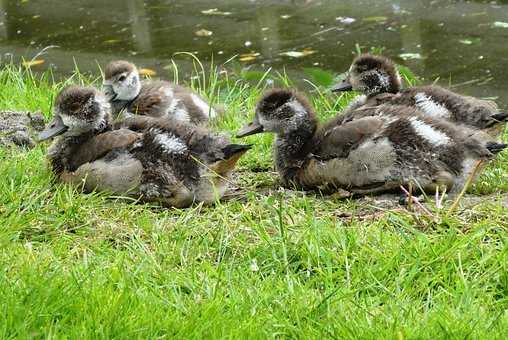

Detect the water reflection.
xmin=0 ymin=0 xmax=507 ymax=105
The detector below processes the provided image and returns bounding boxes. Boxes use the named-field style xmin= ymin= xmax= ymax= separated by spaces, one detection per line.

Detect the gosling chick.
xmin=237 ymin=89 xmax=506 ymax=195
xmin=332 ymin=54 xmax=508 ymax=138
xmin=103 ymin=60 xmax=216 ymax=125
xmin=39 ymin=85 xmax=249 ymax=208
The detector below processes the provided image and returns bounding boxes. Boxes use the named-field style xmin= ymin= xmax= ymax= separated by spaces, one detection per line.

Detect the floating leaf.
xmin=139 ymin=68 xmax=157 ymax=76
xmin=22 ymin=59 xmax=45 ymax=67
xmin=460 ymin=38 xmax=480 ymax=45
xmin=201 ymin=8 xmax=232 ymax=16
xmin=32 ymin=15 xmax=40 ymax=19
xmin=239 ymin=52 xmax=260 ymax=62
xmin=493 ymin=21 xmax=508 ymax=28
xmin=279 ymin=48 xmax=317 ymax=58
xmin=363 ymin=16 xmax=388 ymax=22
xmin=336 ymin=16 xmax=356 ymax=24
xmin=104 ymin=39 xmax=120 ymax=44
xmin=195 ymin=29 xmax=213 ymax=37
xmin=280 ymin=14 xmax=291 ymax=19
xmin=398 ymin=53 xmax=423 ymax=60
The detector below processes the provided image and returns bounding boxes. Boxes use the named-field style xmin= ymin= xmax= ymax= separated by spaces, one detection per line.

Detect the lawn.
xmin=0 ymin=62 xmax=507 ymax=339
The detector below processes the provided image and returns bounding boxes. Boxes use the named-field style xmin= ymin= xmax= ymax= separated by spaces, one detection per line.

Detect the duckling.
xmin=237 ymin=89 xmax=506 ymax=195
xmin=332 ymin=54 xmax=508 ymax=138
xmin=40 ymin=85 xmax=250 ymax=208
xmin=39 ymin=85 xmax=141 ymax=176
xmin=102 ymin=60 xmax=216 ymax=125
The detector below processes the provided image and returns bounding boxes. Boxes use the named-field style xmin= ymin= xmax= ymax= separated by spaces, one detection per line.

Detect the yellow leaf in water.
xmin=104 ymin=39 xmax=120 ymax=44
xmin=139 ymin=68 xmax=157 ymax=76
xmin=302 ymin=48 xmax=317 ymax=56
xmin=239 ymin=52 xmax=260 ymax=62
xmin=239 ymin=56 xmax=256 ymax=62
xmin=32 ymin=15 xmax=41 ymax=19
xmin=22 ymin=59 xmax=45 ymax=67
xmin=195 ymin=29 xmax=213 ymax=37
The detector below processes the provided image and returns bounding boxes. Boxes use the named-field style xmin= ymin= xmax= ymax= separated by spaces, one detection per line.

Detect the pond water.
xmin=1 ymin=0 xmax=508 ymax=106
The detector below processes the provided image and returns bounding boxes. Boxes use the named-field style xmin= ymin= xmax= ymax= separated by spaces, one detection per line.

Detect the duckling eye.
xmin=70 ymin=103 xmax=81 ymax=112
xmin=118 ymin=75 xmax=127 ymax=82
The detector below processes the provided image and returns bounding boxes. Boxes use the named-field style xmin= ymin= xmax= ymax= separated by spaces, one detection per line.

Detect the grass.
xmin=0 ymin=61 xmax=507 ymax=339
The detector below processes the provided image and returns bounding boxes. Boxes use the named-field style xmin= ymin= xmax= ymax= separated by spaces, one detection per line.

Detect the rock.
xmin=11 ymin=130 xmax=35 ymax=148
xmin=0 ymin=111 xmax=46 ymax=148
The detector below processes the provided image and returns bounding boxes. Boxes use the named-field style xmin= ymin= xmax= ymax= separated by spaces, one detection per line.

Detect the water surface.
xmin=1 ymin=0 xmax=507 ymax=105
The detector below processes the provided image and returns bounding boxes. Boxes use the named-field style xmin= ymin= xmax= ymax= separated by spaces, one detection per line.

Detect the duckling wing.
xmin=173 ymin=91 xmax=214 ymax=123
xmin=339 ymin=93 xmax=399 ymax=123
xmin=316 ymin=116 xmax=384 ymax=159
xmin=400 ymin=86 xmax=502 ymax=131
xmin=68 ymin=129 xmax=141 ymax=170
xmin=61 ymin=150 xmax=144 ymax=195
xmin=130 ymin=82 xmax=173 ymax=118
xmin=114 ymin=115 xmax=163 ymax=131
xmin=294 ymin=116 xmax=395 ymax=190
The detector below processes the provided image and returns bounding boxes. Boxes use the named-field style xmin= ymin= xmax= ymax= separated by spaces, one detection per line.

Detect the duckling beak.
xmin=236 ymin=122 xmax=264 ymax=138
xmin=331 ymin=79 xmax=353 ymax=92
xmin=38 ymin=115 xmax=68 ymax=141
xmin=102 ymin=83 xmax=117 ymax=101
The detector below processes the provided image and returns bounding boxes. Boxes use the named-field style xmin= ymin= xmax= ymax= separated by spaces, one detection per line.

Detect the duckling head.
xmin=236 ymin=88 xmax=317 ymax=138
xmin=332 ymin=54 xmax=401 ymax=95
xmin=39 ymin=85 xmax=110 ymax=141
xmin=103 ymin=60 xmax=141 ymax=102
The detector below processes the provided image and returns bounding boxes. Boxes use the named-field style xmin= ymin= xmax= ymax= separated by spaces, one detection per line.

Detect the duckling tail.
xmin=486 ymin=142 xmax=508 ymax=154
xmin=222 ymin=144 xmax=252 ymax=159
xmin=491 ymin=112 xmax=508 ymax=122
xmin=209 ymin=144 xmax=252 ymax=175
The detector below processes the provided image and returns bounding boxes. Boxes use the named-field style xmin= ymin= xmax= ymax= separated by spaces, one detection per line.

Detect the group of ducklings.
xmin=39 ymin=54 xmax=507 ymax=208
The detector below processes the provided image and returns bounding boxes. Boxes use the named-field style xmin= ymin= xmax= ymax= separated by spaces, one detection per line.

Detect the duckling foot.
xmin=398 ymin=193 xmax=426 ymax=206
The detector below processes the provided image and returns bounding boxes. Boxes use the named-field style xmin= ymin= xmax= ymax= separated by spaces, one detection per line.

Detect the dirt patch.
xmin=0 ymin=111 xmax=45 ymax=148
xmin=225 ymin=174 xmax=508 ymax=222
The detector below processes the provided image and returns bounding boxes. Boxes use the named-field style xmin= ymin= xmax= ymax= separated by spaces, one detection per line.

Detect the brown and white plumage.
xmin=103 ymin=60 xmax=215 ymax=125
xmin=40 ymin=86 xmax=249 ymax=208
xmin=237 ymin=89 xmax=506 ymax=195
xmin=333 ymin=54 xmax=508 ymax=138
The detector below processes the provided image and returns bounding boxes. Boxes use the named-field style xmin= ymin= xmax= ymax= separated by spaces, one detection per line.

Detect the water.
xmin=1 ymin=0 xmax=508 ymax=106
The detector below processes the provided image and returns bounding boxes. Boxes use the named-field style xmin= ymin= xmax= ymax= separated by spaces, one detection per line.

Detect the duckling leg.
xmin=398 ymin=193 xmax=426 ymax=206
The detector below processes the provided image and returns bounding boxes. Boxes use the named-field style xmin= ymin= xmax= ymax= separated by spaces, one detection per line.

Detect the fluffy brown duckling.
xmin=237 ymin=89 xmax=506 ymax=195
xmin=39 ymin=85 xmax=250 ymax=208
xmin=103 ymin=60 xmax=216 ymax=125
xmin=39 ymin=85 xmax=140 ymax=176
xmin=332 ymin=54 xmax=508 ymax=138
